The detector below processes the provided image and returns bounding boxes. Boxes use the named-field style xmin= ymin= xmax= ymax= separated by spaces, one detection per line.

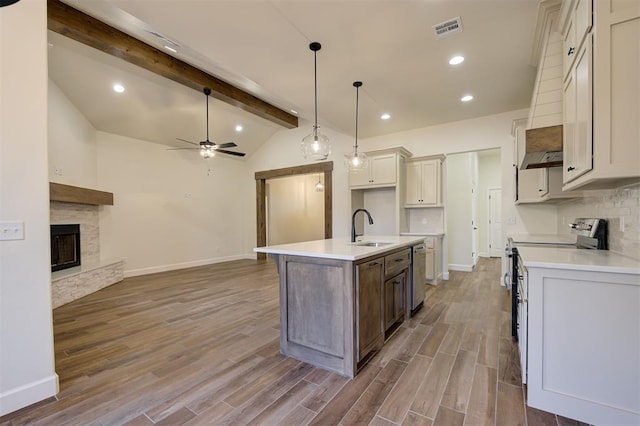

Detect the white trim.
xmin=448 ymin=263 xmax=473 ymax=272
xmin=124 ymin=254 xmax=255 ymax=278
xmin=442 ymin=271 xmax=450 ymax=280
xmin=0 ymin=374 xmax=59 ymax=416
xmin=478 ymin=251 xmax=490 ymax=258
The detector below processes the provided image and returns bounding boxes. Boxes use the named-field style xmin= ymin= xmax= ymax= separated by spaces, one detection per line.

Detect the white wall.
xmin=266 ymin=173 xmax=324 ymax=245
xmin=96 ymin=131 xmax=250 ymax=276
xmin=0 ymin=0 xmax=58 ymax=415
xmin=477 ymin=150 xmax=501 ymax=257
xmin=48 ymin=80 xmax=97 ymax=187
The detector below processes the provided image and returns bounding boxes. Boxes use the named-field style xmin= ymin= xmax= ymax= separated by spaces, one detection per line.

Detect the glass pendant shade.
xmin=315 ymin=173 xmax=325 ymax=192
xmin=302 ymin=126 xmax=331 ymax=161
xmin=345 ymin=81 xmax=368 ymax=172
xmin=301 ymin=42 xmax=331 ymax=161
xmin=344 ymin=149 xmax=369 ymax=171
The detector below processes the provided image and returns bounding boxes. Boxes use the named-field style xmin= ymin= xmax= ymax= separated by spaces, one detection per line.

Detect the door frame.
xmin=255 ymin=161 xmax=333 ymax=260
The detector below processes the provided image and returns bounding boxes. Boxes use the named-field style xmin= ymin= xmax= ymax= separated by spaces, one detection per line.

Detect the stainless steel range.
xmin=509 ymin=218 xmax=608 ymax=343
xmin=570 ymin=218 xmax=608 ymax=249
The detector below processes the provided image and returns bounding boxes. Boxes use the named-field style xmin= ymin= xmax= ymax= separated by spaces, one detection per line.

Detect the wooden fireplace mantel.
xmin=50 ymin=182 xmax=114 ymax=206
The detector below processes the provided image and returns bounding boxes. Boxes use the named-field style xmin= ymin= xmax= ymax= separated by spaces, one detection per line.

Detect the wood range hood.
xmin=520 ymin=124 xmax=563 ymax=169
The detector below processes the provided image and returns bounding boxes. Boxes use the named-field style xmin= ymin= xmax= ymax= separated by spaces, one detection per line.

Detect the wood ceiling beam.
xmin=47 ymin=0 xmax=298 ymax=129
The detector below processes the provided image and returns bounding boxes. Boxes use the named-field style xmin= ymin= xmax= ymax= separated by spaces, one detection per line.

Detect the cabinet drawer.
xmin=385 ymin=249 xmax=411 ymax=277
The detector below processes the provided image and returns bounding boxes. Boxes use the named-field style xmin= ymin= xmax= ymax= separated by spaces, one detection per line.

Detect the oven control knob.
xmin=569 ymin=223 xmax=578 ymax=229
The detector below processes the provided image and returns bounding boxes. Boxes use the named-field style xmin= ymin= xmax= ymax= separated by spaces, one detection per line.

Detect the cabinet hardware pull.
xmin=393 ymin=280 xmax=400 ymax=285
xmin=567 ymin=166 xmax=576 ymax=171
xmin=368 ymin=262 xmax=379 ymax=267
xmin=394 ymin=259 xmax=404 ymax=263
xmin=568 ymin=47 xmax=575 ymax=55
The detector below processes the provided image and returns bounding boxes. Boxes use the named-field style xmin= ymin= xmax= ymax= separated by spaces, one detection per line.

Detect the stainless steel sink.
xmin=355 ymin=241 xmax=393 ymax=247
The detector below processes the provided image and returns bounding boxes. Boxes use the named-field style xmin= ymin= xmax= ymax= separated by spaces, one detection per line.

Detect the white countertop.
xmin=400 ymin=232 xmax=445 ymax=238
xmin=254 ymin=236 xmax=426 ymax=261
xmin=508 ymin=233 xmax=576 ymax=245
xmin=517 ymin=246 xmax=640 ymax=275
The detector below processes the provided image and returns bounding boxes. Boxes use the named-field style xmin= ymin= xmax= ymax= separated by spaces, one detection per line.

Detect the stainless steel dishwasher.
xmin=410 ymin=242 xmax=427 ymax=315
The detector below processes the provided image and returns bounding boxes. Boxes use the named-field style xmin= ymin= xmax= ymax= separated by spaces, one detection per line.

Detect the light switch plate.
xmin=0 ymin=221 xmax=25 ymax=241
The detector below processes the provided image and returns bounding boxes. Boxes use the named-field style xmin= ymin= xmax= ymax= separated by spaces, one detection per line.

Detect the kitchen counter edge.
xmin=253 ymin=236 xmax=426 ymax=261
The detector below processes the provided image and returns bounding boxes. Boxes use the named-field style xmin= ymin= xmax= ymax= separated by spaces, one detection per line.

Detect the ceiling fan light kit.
xmin=301 ymin=42 xmax=331 ymax=161
xmin=345 ymin=81 xmax=369 ymax=172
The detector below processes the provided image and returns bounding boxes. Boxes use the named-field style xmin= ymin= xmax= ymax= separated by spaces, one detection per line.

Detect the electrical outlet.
xmin=54 ymin=167 xmax=63 ymax=176
xmin=184 ymin=192 xmax=192 ymax=199
xmin=0 ymin=221 xmax=24 ymax=241
xmin=507 ymin=217 xmax=516 ymax=225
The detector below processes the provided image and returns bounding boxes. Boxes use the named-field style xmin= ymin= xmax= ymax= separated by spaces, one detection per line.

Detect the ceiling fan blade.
xmin=217 ymin=149 xmax=246 ymax=157
xmin=176 ymin=138 xmax=199 ymax=147
xmin=166 ymin=147 xmax=199 ymax=151
xmin=215 ymin=142 xmax=237 ymax=149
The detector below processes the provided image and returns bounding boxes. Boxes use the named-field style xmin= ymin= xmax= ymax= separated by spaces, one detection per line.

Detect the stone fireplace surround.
xmin=50 ymin=185 xmax=123 ymax=308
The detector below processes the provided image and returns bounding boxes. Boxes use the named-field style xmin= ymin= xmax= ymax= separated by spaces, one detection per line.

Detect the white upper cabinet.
xmin=349 ymin=154 xmax=396 ymax=188
xmin=560 ymin=0 xmax=640 ymax=190
xmin=404 ymin=156 xmax=445 ymax=207
xmin=562 ymin=0 xmax=592 ymax=80
xmin=563 ymin=36 xmax=592 ymax=183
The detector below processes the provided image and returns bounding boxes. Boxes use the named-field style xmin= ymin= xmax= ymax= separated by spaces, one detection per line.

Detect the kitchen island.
xmin=254 ymin=236 xmax=425 ymax=377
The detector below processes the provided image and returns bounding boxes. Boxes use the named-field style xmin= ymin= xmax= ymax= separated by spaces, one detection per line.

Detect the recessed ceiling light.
xmin=164 ymin=45 xmax=177 ymax=53
xmin=235 ymin=125 xmax=243 ymax=132
xmin=380 ymin=113 xmax=391 ymax=120
xmin=461 ymin=94 xmax=473 ymax=102
xmin=449 ymin=55 xmax=465 ymax=65
xmin=113 ymin=84 xmax=125 ymax=93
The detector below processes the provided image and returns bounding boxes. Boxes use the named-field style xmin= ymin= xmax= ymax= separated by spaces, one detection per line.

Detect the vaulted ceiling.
xmin=48 ymin=0 xmax=540 ymax=158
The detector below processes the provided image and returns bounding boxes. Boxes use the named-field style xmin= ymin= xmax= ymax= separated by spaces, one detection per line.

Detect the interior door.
xmin=489 ymin=188 xmax=503 ymax=257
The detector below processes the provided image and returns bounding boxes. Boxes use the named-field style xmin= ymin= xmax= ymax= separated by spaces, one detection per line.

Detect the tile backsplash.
xmin=406 ymin=207 xmax=444 ymax=234
xmin=558 ymin=185 xmax=640 ymax=259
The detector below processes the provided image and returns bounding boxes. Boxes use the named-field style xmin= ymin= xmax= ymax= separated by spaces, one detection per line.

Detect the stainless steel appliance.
xmin=509 ymin=217 xmax=608 ymax=339
xmin=570 ymin=218 xmax=608 ymax=249
xmin=410 ymin=243 xmax=427 ymax=315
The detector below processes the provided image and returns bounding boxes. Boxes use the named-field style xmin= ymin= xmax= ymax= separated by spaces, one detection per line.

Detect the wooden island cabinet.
xmin=254 ymin=236 xmax=424 ymax=377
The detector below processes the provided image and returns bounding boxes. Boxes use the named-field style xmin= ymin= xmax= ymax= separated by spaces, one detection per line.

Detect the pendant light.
xmin=315 ymin=173 xmax=324 ymax=192
xmin=301 ymin=42 xmax=331 ymax=161
xmin=345 ymin=81 xmax=369 ymax=171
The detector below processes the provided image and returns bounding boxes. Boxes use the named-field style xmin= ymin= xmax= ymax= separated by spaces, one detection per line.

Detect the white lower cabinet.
xmin=526 ymin=266 xmax=640 ymax=425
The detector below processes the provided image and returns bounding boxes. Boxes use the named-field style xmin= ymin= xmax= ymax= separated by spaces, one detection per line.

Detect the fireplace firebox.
xmin=51 ymin=224 xmax=81 ymax=272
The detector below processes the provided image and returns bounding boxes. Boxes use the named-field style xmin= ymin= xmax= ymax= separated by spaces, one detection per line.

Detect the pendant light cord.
xmin=313 ymin=50 xmax=318 ymax=130
xmin=355 ymin=84 xmax=359 ymax=154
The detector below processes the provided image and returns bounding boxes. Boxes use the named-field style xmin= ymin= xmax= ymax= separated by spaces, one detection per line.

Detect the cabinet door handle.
xmin=568 ymin=47 xmax=575 ymax=56
xmin=393 ymin=280 xmax=401 ymax=285
xmin=538 ymin=189 xmax=543 ymax=192
xmin=567 ymin=166 xmax=576 ymax=171
xmin=394 ymin=258 xmax=404 ymax=263
xmin=368 ymin=261 xmax=379 ymax=267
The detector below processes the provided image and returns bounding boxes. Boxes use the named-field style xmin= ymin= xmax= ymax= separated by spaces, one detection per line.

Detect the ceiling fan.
xmin=168 ymin=88 xmax=246 ymax=158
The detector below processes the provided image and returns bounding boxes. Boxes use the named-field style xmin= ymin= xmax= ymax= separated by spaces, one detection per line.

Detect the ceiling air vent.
xmin=433 ymin=17 xmax=463 ymax=39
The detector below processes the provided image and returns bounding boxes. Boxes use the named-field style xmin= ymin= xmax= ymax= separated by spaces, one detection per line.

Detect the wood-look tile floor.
xmin=1 ymin=257 xmax=587 ymax=426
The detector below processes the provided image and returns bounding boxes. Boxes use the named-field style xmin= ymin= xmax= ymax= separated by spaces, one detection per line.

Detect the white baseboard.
xmin=0 ymin=373 xmax=58 ymax=417
xmin=442 ymin=271 xmax=450 ymax=280
xmin=448 ymin=263 xmax=473 ymax=272
xmin=124 ymin=254 xmax=255 ymax=278
xmin=478 ymin=252 xmax=489 ymax=258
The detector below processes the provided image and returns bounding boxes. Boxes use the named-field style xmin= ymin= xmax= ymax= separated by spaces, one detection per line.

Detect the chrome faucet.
xmin=351 ymin=208 xmax=374 ymax=242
